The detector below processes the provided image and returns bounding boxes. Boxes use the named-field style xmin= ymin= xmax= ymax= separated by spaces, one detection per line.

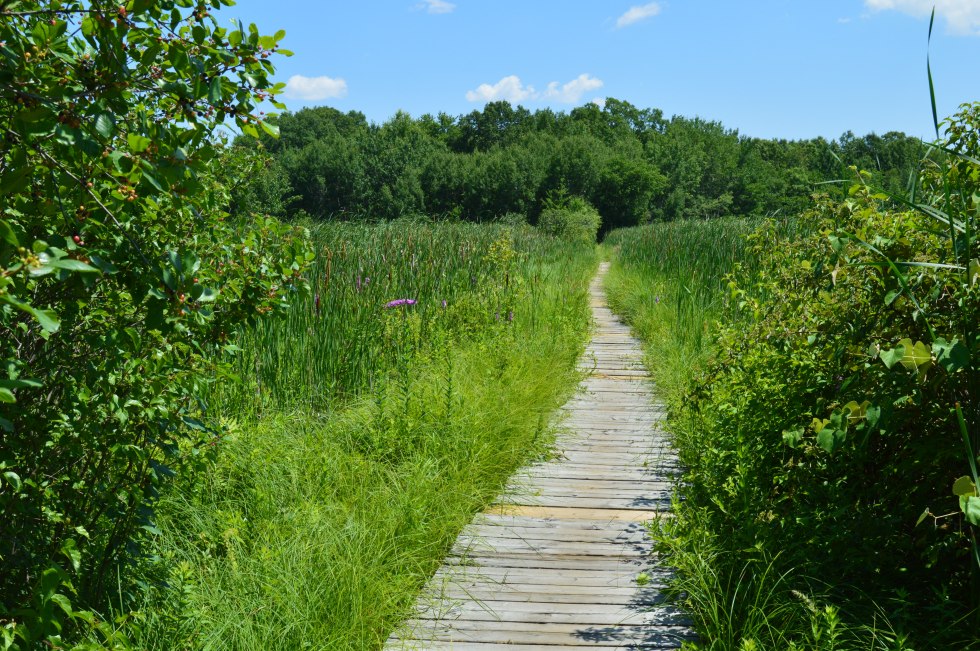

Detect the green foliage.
xmin=245 ymin=100 xmax=925 ymax=230
xmin=0 ymin=1 xmax=312 ymax=646
xmin=537 ymin=193 xmax=602 ymax=243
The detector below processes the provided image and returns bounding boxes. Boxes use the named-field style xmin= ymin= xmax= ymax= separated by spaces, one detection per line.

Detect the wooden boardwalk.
xmin=385 ymin=262 xmax=692 ymax=650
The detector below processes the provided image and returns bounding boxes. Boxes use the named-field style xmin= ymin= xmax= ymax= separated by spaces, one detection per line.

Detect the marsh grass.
xmin=602 ymin=217 xmax=765 ymax=401
xmin=133 ymin=223 xmax=596 ymax=650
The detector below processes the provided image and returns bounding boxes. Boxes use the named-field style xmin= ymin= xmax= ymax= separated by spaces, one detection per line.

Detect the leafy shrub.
xmin=668 ymin=104 xmax=980 ymax=647
xmin=0 ymin=2 xmax=311 ymax=646
xmin=537 ymin=194 xmax=602 ymax=243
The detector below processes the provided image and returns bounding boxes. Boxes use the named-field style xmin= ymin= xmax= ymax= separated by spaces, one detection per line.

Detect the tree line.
xmin=237 ymin=99 xmax=927 ymax=232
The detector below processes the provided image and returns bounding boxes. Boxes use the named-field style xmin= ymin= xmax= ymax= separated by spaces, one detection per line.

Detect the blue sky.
xmin=226 ymin=0 xmax=980 ymax=141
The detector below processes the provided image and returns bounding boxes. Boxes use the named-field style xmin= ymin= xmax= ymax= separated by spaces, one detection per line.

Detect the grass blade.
xmin=927 ymin=7 xmax=940 ymax=139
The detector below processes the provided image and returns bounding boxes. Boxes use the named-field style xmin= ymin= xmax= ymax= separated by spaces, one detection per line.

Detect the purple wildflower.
xmin=441 ymin=299 xmax=448 ymax=308
xmin=384 ymin=298 xmax=417 ymax=308
xmin=655 ymin=296 xmax=660 ymax=304
xmin=507 ymin=310 xmax=514 ymax=322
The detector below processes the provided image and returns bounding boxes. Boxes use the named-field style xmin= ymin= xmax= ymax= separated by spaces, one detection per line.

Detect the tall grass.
xmin=219 ymin=220 xmax=587 ymax=411
xmin=602 ymin=218 xmax=767 ymax=400
xmin=133 ymin=222 xmax=597 ymax=650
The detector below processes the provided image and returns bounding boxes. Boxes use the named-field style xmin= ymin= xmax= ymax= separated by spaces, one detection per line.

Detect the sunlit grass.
xmin=134 ymin=222 xmax=597 ymax=650
xmin=602 ymin=217 xmax=763 ymax=401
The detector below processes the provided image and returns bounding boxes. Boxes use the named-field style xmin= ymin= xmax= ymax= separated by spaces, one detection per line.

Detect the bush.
xmin=669 ymin=106 xmax=980 ymax=647
xmin=537 ymin=195 xmax=601 ymax=243
xmin=0 ymin=2 xmax=311 ymax=647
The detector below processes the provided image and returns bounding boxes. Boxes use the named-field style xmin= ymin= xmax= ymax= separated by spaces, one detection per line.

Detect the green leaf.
xmin=0 ymin=378 xmax=42 ymax=390
xmin=897 ymin=339 xmax=930 ymax=371
xmin=141 ymin=170 xmax=166 ymax=192
xmin=0 ymin=294 xmax=60 ymax=334
xmin=32 ymin=308 xmax=60 ymax=335
xmin=47 ymin=259 xmax=100 ymax=273
xmin=0 ymin=219 xmax=18 ymax=246
xmin=0 ymin=388 xmax=14 ymax=403
xmin=880 ymin=343 xmax=905 ymax=369
xmin=843 ymin=400 xmax=870 ymax=425
xmin=933 ymin=338 xmax=970 ymax=373
xmin=127 ymin=133 xmax=152 ymax=153
xmin=817 ymin=428 xmax=846 ymax=454
xmin=259 ymin=120 xmax=280 ymax=138
xmin=209 ymin=76 xmax=223 ymax=104
xmin=960 ymin=495 xmax=980 ymax=526
xmin=864 ymin=405 xmax=881 ymax=430
xmin=916 ymin=508 xmax=930 ymax=526
xmin=49 ymin=593 xmax=73 ymax=616
xmin=61 ymin=539 xmax=82 ymax=572
xmin=3 ymin=471 xmax=21 ymax=491
xmin=953 ymin=476 xmax=978 ymax=497
xmin=94 ymin=112 xmax=115 ymax=138
xmin=195 ymin=286 xmax=218 ymax=302
xmin=81 ymin=15 xmax=96 ymax=37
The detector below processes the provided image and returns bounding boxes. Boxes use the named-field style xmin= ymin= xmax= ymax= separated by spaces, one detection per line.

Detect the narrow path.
xmin=386 ymin=262 xmax=692 ymax=650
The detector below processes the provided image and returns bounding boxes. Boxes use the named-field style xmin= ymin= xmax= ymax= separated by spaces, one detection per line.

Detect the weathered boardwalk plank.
xmin=385 ymin=262 xmax=691 ymax=650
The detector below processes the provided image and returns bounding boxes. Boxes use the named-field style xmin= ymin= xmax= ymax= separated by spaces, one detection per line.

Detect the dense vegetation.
xmin=3 ymin=1 xmax=973 ymax=650
xmin=0 ymin=1 xmax=315 ymax=647
xmin=605 ymin=103 xmax=980 ymax=649
xmin=237 ymin=101 xmax=926 ymax=231
xmin=133 ymin=222 xmax=596 ymax=649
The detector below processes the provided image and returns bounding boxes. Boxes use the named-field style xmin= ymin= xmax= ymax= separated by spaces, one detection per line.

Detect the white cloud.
xmin=616 ymin=2 xmax=662 ymax=28
xmin=466 ymin=74 xmax=605 ymax=105
xmin=465 ymin=75 xmax=537 ymax=103
xmin=865 ymin=0 xmax=980 ymax=35
xmin=592 ymin=97 xmax=607 ymax=108
xmin=415 ymin=0 xmax=455 ymax=14
xmin=543 ymin=74 xmax=605 ymax=103
xmin=282 ymin=75 xmax=348 ymax=101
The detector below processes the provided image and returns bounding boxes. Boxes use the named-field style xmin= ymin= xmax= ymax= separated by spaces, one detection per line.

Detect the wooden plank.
xmin=432 ymin=565 xmax=669 ymax=592
xmin=444 ymin=555 xmax=655 ymax=572
xmin=496 ymin=499 xmax=668 ymax=512
xmin=393 ymin=621 xmax=694 ymax=645
xmin=504 ymin=486 xmax=671 ymax=500
xmin=453 ymin=540 xmax=649 ymax=559
xmin=482 ymin=505 xmax=662 ymax=521
xmin=460 ymin=525 xmax=650 ymax=544
xmin=430 ymin=587 xmax=666 ymax=606
xmin=470 ymin=513 xmax=653 ymax=528
xmin=414 ymin=601 xmax=688 ymax=626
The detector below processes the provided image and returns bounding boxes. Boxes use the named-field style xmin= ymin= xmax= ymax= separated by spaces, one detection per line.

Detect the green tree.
xmin=0 ymin=1 xmax=312 ymax=646
xmin=594 ymin=155 xmax=666 ymax=231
